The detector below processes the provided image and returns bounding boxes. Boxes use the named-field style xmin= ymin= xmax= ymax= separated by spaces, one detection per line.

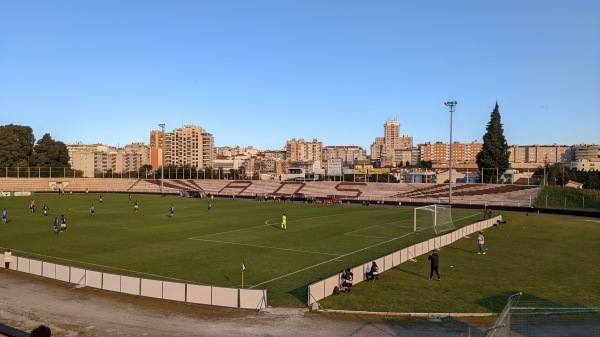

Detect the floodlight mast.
xmin=158 ymin=123 xmax=166 ymax=195
xmin=444 ymin=101 xmax=457 ymax=204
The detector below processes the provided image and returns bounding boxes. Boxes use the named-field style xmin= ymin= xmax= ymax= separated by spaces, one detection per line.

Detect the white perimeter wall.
xmin=8 ymin=258 xmax=267 ymax=310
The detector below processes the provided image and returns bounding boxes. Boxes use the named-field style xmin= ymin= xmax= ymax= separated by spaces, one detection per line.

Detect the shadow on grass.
xmin=395 ymin=267 xmax=426 ymax=279
xmin=445 ymin=245 xmax=475 ymax=253
xmin=288 ymin=282 xmax=310 ymax=305
xmin=222 ymin=274 xmax=238 ymax=287
xmin=474 ymin=291 xmax=568 ymax=312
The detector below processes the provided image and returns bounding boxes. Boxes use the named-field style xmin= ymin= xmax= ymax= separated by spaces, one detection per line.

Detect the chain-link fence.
xmin=486 ymin=293 xmax=600 ymax=337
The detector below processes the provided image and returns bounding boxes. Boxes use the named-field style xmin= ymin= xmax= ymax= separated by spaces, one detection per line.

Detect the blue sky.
xmin=1 ymin=1 xmax=599 ymax=152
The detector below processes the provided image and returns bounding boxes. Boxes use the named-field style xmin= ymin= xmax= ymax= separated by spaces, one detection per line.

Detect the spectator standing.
xmin=428 ymin=249 xmax=441 ymax=281
xmin=4 ymin=249 xmax=12 ymax=269
xmin=478 ymin=231 xmax=486 ymax=254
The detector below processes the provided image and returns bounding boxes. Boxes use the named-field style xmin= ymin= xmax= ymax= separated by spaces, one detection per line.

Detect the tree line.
xmin=0 ymin=124 xmax=70 ymax=168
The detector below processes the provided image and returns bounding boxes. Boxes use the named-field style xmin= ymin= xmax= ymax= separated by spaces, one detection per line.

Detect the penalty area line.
xmin=189 ymin=238 xmax=341 ymax=257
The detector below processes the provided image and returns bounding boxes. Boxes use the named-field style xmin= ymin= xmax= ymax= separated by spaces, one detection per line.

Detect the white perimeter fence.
xmin=308 ymin=216 xmax=503 ymax=306
xmin=6 ymin=258 xmax=267 ymax=310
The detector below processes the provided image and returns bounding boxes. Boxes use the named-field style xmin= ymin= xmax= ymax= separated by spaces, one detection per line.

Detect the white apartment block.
xmin=570 ymin=144 xmax=600 ymax=172
xmin=67 ymin=143 xmax=118 ymax=177
xmin=165 ymin=125 xmax=214 ymax=169
xmin=285 ymin=138 xmax=322 ymax=162
xmin=68 ymin=142 xmax=151 ymax=177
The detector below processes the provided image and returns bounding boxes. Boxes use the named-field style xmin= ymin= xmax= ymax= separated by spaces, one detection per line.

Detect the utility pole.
xmin=444 ymin=101 xmax=457 ymax=204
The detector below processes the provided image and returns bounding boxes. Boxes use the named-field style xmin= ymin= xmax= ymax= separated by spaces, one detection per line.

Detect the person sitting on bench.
xmin=341 ymin=268 xmax=354 ymax=292
xmin=366 ymin=261 xmax=379 ymax=281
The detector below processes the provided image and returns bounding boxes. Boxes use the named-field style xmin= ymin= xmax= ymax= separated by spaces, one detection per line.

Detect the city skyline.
xmin=1 ymin=1 xmax=599 ymax=150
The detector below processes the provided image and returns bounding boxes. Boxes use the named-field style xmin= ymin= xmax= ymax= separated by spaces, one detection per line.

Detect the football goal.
xmin=413 ymin=204 xmax=455 ymax=234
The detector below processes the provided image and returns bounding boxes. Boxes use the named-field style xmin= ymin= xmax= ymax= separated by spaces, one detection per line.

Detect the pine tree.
xmin=476 ymin=102 xmax=510 ymax=183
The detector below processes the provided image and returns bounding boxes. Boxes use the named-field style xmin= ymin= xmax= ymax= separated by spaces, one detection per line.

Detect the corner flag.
xmin=242 ymin=262 xmax=246 ymax=289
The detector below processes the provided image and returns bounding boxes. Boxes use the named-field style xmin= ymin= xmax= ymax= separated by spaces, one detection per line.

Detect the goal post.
xmin=413 ymin=204 xmax=455 ymax=234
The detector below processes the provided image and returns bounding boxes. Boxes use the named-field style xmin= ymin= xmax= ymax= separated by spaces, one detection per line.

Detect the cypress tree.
xmin=476 ymin=102 xmax=510 ymax=183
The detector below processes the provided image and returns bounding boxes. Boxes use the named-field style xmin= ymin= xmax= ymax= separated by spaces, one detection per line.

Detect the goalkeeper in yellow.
xmin=281 ymin=213 xmax=287 ymax=230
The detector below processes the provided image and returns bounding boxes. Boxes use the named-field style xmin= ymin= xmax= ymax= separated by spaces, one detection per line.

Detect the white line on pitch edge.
xmin=8 ymin=250 xmax=203 ymax=285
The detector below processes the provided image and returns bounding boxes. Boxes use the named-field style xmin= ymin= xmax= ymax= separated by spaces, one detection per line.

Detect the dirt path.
xmin=0 ymin=270 xmax=490 ymax=336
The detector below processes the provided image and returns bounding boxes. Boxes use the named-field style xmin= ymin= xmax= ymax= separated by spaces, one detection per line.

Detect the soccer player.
xmin=99 ymin=195 xmax=103 ymax=203
xmin=53 ymin=217 xmax=59 ymax=234
xmin=170 ymin=205 xmax=175 ymax=218
xmin=2 ymin=209 xmax=7 ymax=224
xmin=42 ymin=204 xmax=49 ymax=216
xmin=281 ymin=213 xmax=287 ymax=230
xmin=128 ymin=194 xmax=132 ymax=203
xmin=134 ymin=200 xmax=139 ymax=212
xmin=60 ymin=215 xmax=67 ymax=232
xmin=207 ymin=202 xmax=212 ymax=212
xmin=90 ymin=204 xmax=96 ymax=217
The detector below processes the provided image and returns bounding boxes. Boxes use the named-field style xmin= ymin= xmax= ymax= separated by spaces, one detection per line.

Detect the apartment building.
xmin=571 ymin=144 xmax=600 ymax=171
xmin=150 ymin=125 xmax=214 ymax=170
xmin=322 ymin=145 xmax=367 ymax=165
xmin=67 ymin=143 xmax=118 ymax=177
xmin=149 ymin=130 xmax=167 ymax=170
xmin=285 ymin=138 xmax=322 ymax=162
xmin=509 ymin=144 xmax=573 ymax=169
xmin=419 ymin=141 xmax=482 ymax=165
xmin=115 ymin=142 xmax=151 ymax=174
xmin=370 ymin=119 xmax=413 ymax=166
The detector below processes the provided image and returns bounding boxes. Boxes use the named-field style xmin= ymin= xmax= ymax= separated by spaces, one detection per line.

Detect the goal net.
xmin=413 ymin=204 xmax=455 ymax=234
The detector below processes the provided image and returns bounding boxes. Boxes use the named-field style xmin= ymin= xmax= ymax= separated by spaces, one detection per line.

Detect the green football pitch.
xmin=0 ymin=193 xmax=484 ymax=307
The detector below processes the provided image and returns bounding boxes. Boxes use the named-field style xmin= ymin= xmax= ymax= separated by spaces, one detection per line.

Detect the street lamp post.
xmin=444 ymin=101 xmax=457 ymax=204
xmin=158 ymin=123 xmax=166 ymax=195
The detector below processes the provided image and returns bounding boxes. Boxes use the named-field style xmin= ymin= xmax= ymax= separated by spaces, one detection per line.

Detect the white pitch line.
xmin=188 ymin=210 xmax=379 ymax=240
xmin=188 ymin=222 xmax=273 ymax=239
xmin=343 ymin=219 xmax=413 ymax=237
xmin=250 ymin=230 xmax=415 ymax=288
xmin=343 ymin=233 xmax=395 ymax=239
xmin=190 ymin=238 xmax=341 ymax=256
